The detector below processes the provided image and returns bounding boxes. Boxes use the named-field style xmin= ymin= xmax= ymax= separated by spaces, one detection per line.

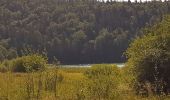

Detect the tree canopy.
xmin=0 ymin=0 xmax=170 ymax=64
xmin=126 ymin=15 xmax=170 ymax=94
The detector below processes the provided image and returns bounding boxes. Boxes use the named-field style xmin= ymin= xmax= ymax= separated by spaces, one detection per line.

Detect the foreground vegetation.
xmin=126 ymin=15 xmax=170 ymax=95
xmin=0 ymin=65 xmax=169 ymax=100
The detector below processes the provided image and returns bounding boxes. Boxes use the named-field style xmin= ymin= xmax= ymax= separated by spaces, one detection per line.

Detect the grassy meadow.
xmin=0 ymin=64 xmax=169 ymax=100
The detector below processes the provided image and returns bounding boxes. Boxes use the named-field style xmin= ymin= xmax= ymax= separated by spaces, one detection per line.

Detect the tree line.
xmin=0 ymin=0 xmax=170 ymax=64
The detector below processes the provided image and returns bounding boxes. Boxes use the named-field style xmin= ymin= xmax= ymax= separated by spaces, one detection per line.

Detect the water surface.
xmin=61 ymin=63 xmax=125 ymax=68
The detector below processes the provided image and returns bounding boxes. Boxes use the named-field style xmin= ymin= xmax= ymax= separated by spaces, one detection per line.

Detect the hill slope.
xmin=0 ymin=0 xmax=170 ymax=64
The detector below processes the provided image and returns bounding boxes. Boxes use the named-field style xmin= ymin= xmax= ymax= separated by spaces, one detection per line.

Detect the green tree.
xmin=126 ymin=15 xmax=170 ymax=94
xmin=71 ymin=30 xmax=87 ymax=51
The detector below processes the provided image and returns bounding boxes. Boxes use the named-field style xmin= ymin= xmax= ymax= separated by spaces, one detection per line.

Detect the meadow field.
xmin=0 ymin=64 xmax=169 ymax=100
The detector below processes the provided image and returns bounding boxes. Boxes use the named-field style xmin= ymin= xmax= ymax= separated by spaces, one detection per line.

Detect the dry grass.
xmin=0 ymin=67 xmax=169 ymax=100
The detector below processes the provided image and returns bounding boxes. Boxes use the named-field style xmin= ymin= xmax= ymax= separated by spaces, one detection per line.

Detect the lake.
xmin=60 ymin=63 xmax=125 ymax=68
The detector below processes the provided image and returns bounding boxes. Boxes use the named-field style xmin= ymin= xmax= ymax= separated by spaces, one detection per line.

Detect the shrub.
xmin=84 ymin=64 xmax=120 ymax=99
xmin=126 ymin=15 xmax=170 ymax=95
xmin=12 ymin=57 xmax=27 ymax=72
xmin=22 ymin=54 xmax=47 ymax=72
xmin=0 ymin=60 xmax=12 ymax=72
xmin=0 ymin=54 xmax=47 ymax=72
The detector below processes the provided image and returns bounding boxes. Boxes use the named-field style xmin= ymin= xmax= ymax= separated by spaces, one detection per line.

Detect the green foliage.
xmin=0 ymin=0 xmax=170 ymax=64
xmin=84 ymin=64 xmax=121 ymax=99
xmin=0 ymin=60 xmax=12 ymax=72
xmin=0 ymin=54 xmax=47 ymax=72
xmin=22 ymin=54 xmax=47 ymax=72
xmin=126 ymin=15 xmax=170 ymax=94
xmin=0 ymin=45 xmax=8 ymax=62
xmin=0 ymin=39 xmax=18 ymax=62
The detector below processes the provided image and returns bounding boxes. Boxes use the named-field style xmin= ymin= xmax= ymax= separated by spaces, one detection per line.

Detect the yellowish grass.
xmin=0 ymin=67 xmax=169 ymax=100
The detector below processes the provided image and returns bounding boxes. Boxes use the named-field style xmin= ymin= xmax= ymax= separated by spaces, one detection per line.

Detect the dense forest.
xmin=0 ymin=0 xmax=170 ymax=64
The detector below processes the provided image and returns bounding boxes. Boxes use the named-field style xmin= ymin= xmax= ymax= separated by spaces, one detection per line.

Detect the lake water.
xmin=60 ymin=63 xmax=125 ymax=68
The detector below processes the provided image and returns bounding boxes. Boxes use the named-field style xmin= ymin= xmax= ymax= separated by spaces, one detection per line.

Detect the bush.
xmin=126 ymin=15 xmax=170 ymax=95
xmin=23 ymin=54 xmax=47 ymax=72
xmin=84 ymin=64 xmax=120 ymax=99
xmin=12 ymin=57 xmax=27 ymax=72
xmin=0 ymin=54 xmax=47 ymax=72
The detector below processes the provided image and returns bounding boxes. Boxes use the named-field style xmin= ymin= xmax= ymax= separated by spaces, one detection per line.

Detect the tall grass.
xmin=0 ymin=65 xmax=169 ymax=100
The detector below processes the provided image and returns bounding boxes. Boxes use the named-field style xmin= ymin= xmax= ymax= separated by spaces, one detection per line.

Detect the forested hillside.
xmin=0 ymin=0 xmax=170 ymax=64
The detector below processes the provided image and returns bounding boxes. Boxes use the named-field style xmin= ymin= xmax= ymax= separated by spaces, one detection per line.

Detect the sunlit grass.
xmin=0 ymin=66 xmax=169 ymax=100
